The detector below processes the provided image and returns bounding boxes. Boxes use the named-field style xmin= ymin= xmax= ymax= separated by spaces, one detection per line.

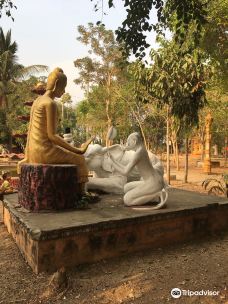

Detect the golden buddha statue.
xmin=18 ymin=67 xmax=92 ymax=187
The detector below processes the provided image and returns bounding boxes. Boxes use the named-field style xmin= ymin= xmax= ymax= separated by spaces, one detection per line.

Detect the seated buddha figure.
xmin=18 ymin=68 xmax=92 ymax=190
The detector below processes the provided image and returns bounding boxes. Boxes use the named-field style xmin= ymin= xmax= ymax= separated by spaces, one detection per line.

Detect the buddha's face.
xmin=54 ymin=79 xmax=67 ymax=98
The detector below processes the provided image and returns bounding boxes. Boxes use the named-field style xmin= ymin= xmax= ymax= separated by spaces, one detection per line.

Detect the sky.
xmin=0 ymin=0 xmax=158 ymax=103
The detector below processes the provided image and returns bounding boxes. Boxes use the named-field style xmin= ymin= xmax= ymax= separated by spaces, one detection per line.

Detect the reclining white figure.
xmin=85 ymin=142 xmax=166 ymax=196
xmin=108 ymin=132 xmax=168 ymax=209
xmin=84 ymin=144 xmax=127 ymax=194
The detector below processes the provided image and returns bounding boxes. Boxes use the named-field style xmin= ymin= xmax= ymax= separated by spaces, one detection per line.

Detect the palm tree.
xmin=0 ymin=27 xmax=48 ymax=108
xmin=60 ymin=93 xmax=72 ymax=121
xmin=0 ymin=27 xmax=48 ymax=151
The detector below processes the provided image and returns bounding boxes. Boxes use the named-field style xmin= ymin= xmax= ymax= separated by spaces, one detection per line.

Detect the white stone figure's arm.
xmin=46 ymin=101 xmax=92 ymax=154
xmin=109 ymin=153 xmax=139 ymax=176
xmin=101 ymin=144 xmax=123 ymax=154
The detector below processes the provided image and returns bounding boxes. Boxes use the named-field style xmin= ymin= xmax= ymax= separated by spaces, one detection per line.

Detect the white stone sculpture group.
xmin=84 ymin=132 xmax=168 ymax=210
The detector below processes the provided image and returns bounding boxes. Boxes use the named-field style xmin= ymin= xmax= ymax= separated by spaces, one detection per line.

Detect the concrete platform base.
xmin=3 ymin=188 xmax=228 ymax=274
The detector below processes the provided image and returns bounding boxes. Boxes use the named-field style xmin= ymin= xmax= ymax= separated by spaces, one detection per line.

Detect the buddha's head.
xmin=46 ymin=67 xmax=67 ymax=98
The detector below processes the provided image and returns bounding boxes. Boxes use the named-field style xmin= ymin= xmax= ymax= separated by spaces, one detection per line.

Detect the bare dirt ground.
xmin=0 ymin=159 xmax=227 ymax=304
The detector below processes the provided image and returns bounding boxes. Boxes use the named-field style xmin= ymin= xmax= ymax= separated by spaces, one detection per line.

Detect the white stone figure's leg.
xmin=124 ymin=181 xmax=165 ymax=207
xmin=130 ymin=188 xmax=168 ymax=210
xmin=87 ymin=176 xmax=127 ymax=194
xmin=124 ymin=190 xmax=159 ymax=206
xmin=124 ymin=181 xmax=144 ymax=194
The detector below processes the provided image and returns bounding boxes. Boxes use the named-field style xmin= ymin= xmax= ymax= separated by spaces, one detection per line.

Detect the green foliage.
xmin=92 ymin=0 xmax=208 ymax=58
xmin=130 ymin=39 xmax=212 ymax=128
xmin=57 ymin=92 xmax=76 ymax=134
xmin=201 ymin=0 xmax=228 ymax=89
xmin=0 ymin=27 xmax=47 ymax=150
xmin=0 ymin=27 xmax=48 ymax=109
xmin=74 ymin=23 xmax=125 ymax=90
xmin=74 ymin=23 xmax=129 ymax=144
xmin=0 ymin=0 xmax=16 ymax=20
xmin=60 ymin=92 xmax=72 ymax=106
xmin=0 ymin=76 xmax=38 ymax=149
xmin=206 ymin=90 xmax=228 ymax=150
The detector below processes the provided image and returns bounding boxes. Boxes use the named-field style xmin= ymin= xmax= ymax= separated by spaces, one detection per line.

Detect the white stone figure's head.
xmin=125 ymin=132 xmax=142 ymax=151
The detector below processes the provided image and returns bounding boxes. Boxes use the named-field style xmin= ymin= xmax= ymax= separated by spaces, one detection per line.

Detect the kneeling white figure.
xmin=108 ymin=132 xmax=168 ymax=209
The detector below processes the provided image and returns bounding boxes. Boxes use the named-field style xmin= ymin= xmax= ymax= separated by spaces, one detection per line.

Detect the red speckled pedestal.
xmin=18 ymin=164 xmax=80 ymax=211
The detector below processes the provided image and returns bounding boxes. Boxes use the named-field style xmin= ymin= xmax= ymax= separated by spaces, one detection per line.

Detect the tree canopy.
xmin=0 ymin=27 xmax=48 ymax=109
xmin=92 ymin=0 xmax=208 ymax=58
xmin=1 ymin=0 xmax=209 ymax=58
xmin=0 ymin=0 xmax=16 ymax=19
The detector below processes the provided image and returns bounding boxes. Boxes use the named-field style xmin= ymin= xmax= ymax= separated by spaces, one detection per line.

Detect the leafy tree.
xmin=74 ymin=23 xmax=126 ymax=145
xmin=201 ymin=0 xmax=228 ymax=86
xmin=113 ymin=74 xmax=166 ymax=151
xmin=0 ymin=27 xmax=47 ymax=152
xmin=57 ymin=93 xmax=76 ymax=136
xmin=0 ymin=27 xmax=48 ymax=109
xmin=0 ymin=76 xmax=39 ymax=151
xmin=130 ymin=38 xmax=212 ymax=181
xmin=59 ymin=92 xmax=72 ymax=122
xmin=133 ymin=39 xmax=211 ymax=126
xmin=1 ymin=0 xmax=207 ymax=56
xmin=92 ymin=0 xmax=208 ymax=58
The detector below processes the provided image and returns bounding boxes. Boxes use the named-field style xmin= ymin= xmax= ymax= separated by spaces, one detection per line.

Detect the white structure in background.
xmin=63 ymin=128 xmax=74 ymax=146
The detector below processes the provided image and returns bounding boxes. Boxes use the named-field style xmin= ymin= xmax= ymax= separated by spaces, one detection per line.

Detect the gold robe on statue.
xmin=18 ymin=96 xmax=88 ymax=183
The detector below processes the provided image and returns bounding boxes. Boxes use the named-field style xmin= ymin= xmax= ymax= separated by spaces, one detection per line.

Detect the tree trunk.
xmin=170 ymin=119 xmax=180 ymax=171
xmin=200 ymin=128 xmax=205 ymax=161
xmin=137 ymin=117 xmax=148 ymax=149
xmin=184 ymin=137 xmax=189 ymax=183
xmin=6 ymin=118 xmax=13 ymax=152
xmin=172 ymin=139 xmax=176 ymax=165
xmin=105 ymin=99 xmax=111 ymax=147
xmin=105 ymin=73 xmax=112 ymax=147
xmin=176 ymin=141 xmax=180 ymax=171
xmin=8 ymin=132 xmax=12 ymax=153
xmin=0 ymin=94 xmax=8 ymax=109
xmin=225 ymin=137 xmax=227 ymax=166
xmin=166 ymin=106 xmax=170 ymax=184
xmin=130 ymin=108 xmax=147 ymax=148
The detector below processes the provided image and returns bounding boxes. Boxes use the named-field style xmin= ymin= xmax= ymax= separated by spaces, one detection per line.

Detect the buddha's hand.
xmin=80 ymin=137 xmax=94 ymax=153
